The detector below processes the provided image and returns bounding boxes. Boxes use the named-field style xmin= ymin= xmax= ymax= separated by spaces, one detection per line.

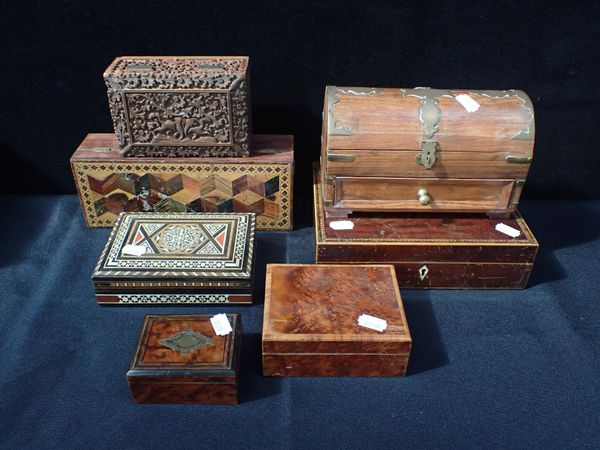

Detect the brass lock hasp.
xmin=403 ymin=87 xmax=450 ymax=170
xmin=416 ymin=140 xmax=438 ymax=169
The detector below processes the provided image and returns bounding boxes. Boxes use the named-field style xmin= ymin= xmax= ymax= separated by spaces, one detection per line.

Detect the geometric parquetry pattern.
xmin=95 ymin=212 xmax=253 ymax=277
xmin=72 ymin=161 xmax=292 ymax=230
xmin=132 ymin=223 xmax=227 ymax=256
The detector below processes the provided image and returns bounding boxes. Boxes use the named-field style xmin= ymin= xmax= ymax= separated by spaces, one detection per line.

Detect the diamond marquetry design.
xmin=74 ymin=161 xmax=291 ymax=230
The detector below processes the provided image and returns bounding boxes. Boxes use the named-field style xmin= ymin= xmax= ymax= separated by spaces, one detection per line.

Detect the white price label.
xmin=121 ymin=244 xmax=146 ymax=256
xmin=455 ymin=94 xmax=480 ymax=113
xmin=358 ymin=314 xmax=388 ymax=332
xmin=495 ymin=223 xmax=521 ymax=238
xmin=210 ymin=313 xmax=233 ymax=336
xmin=329 ymin=220 xmax=354 ymax=230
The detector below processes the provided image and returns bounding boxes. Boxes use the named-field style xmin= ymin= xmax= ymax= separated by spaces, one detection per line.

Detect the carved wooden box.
xmin=263 ymin=264 xmax=412 ymax=377
xmin=70 ymin=133 xmax=293 ymax=231
xmin=127 ymin=314 xmax=241 ymax=404
xmin=92 ymin=212 xmax=255 ymax=304
xmin=104 ymin=56 xmax=251 ymax=157
xmin=321 ymin=86 xmax=535 ymax=217
xmin=314 ymin=165 xmax=538 ymax=289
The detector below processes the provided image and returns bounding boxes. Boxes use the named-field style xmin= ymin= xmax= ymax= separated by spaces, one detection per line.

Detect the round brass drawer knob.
xmin=417 ymin=188 xmax=431 ymax=206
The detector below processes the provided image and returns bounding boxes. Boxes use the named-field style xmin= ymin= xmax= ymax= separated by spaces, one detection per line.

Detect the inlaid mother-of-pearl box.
xmin=92 ymin=212 xmax=255 ymax=305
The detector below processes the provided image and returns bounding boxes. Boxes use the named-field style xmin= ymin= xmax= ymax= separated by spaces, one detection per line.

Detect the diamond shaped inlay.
xmin=159 ymin=328 xmax=212 ymax=354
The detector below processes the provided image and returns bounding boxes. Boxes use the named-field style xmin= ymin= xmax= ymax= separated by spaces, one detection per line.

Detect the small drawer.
xmin=333 ymin=177 xmax=515 ymax=213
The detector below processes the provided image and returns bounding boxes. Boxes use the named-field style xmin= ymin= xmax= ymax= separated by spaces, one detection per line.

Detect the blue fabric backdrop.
xmin=1 ymin=196 xmax=599 ymax=449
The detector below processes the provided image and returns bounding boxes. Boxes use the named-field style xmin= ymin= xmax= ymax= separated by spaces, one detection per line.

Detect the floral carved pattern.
xmin=125 ymin=92 xmax=231 ymax=145
xmin=124 ymin=146 xmax=234 ymax=158
xmin=231 ymin=81 xmax=250 ymax=153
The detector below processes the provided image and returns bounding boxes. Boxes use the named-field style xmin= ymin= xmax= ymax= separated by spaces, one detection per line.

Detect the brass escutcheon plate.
xmin=159 ymin=328 xmax=212 ymax=354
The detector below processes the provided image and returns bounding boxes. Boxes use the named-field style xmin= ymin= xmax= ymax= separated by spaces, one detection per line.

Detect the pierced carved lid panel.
xmin=93 ymin=212 xmax=255 ymax=280
xmin=105 ymin=57 xmax=248 ymax=84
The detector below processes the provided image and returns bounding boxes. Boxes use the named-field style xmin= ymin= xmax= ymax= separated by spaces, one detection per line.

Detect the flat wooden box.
xmin=71 ymin=133 xmax=293 ymax=231
xmin=127 ymin=314 xmax=241 ymax=404
xmin=262 ymin=264 xmax=412 ymax=377
xmin=321 ymin=86 xmax=534 ymax=217
xmin=92 ymin=212 xmax=255 ymax=304
xmin=314 ymin=165 xmax=539 ymax=289
xmin=105 ymin=56 xmax=251 ymax=157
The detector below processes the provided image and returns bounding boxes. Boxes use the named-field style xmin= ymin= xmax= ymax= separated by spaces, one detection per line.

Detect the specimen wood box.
xmin=263 ymin=264 xmax=412 ymax=377
xmin=92 ymin=212 xmax=255 ymax=304
xmin=127 ymin=314 xmax=241 ymax=404
xmin=105 ymin=56 xmax=251 ymax=157
xmin=314 ymin=165 xmax=538 ymax=289
xmin=321 ymin=86 xmax=535 ymax=217
xmin=71 ymin=133 xmax=293 ymax=231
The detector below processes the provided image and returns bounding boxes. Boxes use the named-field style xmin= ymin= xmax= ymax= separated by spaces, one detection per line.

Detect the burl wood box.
xmin=321 ymin=86 xmax=534 ymax=217
xmin=70 ymin=133 xmax=293 ymax=231
xmin=104 ymin=56 xmax=251 ymax=157
xmin=263 ymin=264 xmax=412 ymax=377
xmin=92 ymin=212 xmax=255 ymax=304
xmin=127 ymin=314 xmax=241 ymax=404
xmin=314 ymin=165 xmax=538 ymax=289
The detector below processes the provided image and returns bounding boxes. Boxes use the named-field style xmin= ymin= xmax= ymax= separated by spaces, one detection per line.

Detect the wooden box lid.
xmin=127 ymin=314 xmax=241 ymax=383
xmin=324 ymin=86 xmax=534 ymax=154
xmin=263 ymin=264 xmax=412 ymax=354
xmin=92 ymin=212 xmax=255 ymax=290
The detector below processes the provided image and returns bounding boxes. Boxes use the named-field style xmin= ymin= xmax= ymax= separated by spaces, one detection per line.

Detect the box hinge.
xmin=506 ymin=155 xmax=532 ymax=164
xmin=327 ymin=154 xmax=355 ymax=162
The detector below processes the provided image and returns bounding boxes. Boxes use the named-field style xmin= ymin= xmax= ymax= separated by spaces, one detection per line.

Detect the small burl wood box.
xmin=263 ymin=264 xmax=412 ymax=377
xmin=70 ymin=133 xmax=293 ymax=231
xmin=321 ymin=86 xmax=535 ymax=217
xmin=127 ymin=314 xmax=241 ymax=404
xmin=314 ymin=165 xmax=539 ymax=289
xmin=104 ymin=56 xmax=251 ymax=157
xmin=92 ymin=212 xmax=255 ymax=305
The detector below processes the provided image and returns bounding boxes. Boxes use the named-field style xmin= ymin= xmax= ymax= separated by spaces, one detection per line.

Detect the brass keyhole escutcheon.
xmin=418 ymin=188 xmax=431 ymax=206
xmin=418 ymin=265 xmax=429 ymax=280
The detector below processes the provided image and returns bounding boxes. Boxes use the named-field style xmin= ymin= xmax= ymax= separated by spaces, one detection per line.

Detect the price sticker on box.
xmin=495 ymin=223 xmax=521 ymax=238
xmin=121 ymin=244 xmax=146 ymax=256
xmin=358 ymin=314 xmax=388 ymax=332
xmin=210 ymin=314 xmax=233 ymax=336
xmin=329 ymin=220 xmax=354 ymax=230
